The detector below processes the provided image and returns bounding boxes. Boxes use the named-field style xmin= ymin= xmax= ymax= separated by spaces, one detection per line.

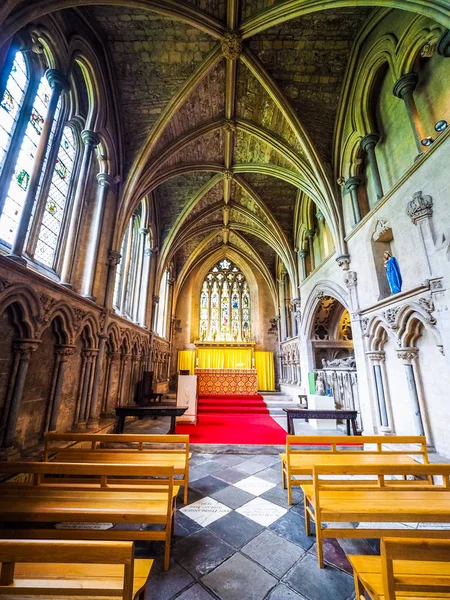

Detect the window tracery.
xmin=200 ymin=259 xmax=251 ymax=342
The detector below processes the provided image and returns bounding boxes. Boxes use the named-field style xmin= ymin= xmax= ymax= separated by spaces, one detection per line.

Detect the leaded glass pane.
xmin=34 ymin=125 xmax=76 ymax=267
xmin=200 ymin=259 xmax=250 ymax=342
xmin=0 ymin=51 xmax=28 ymax=174
xmin=0 ymin=75 xmax=51 ymax=244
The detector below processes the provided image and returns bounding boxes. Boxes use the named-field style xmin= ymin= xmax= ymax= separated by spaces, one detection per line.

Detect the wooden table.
xmin=283 ymin=408 xmax=359 ymax=435
xmin=114 ymin=405 xmax=188 ymax=434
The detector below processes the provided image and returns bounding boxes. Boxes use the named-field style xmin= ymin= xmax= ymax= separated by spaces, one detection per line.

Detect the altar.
xmin=195 ymin=368 xmax=259 ymax=395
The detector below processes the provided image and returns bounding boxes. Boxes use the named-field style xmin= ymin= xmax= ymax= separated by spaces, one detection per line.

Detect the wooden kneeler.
xmin=0 ymin=539 xmax=153 ymax=599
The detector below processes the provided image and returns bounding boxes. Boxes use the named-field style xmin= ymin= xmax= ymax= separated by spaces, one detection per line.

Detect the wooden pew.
xmin=44 ymin=432 xmax=191 ymax=504
xmin=280 ymin=435 xmax=428 ymax=504
xmin=301 ymin=463 xmax=450 ymax=568
xmin=0 ymin=462 xmax=176 ymax=571
xmin=0 ymin=539 xmax=152 ymax=599
xmin=348 ymin=537 xmax=450 ymax=599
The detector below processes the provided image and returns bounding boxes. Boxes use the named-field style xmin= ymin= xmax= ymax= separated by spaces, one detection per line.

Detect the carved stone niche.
xmin=372 ymin=218 xmax=393 ymax=243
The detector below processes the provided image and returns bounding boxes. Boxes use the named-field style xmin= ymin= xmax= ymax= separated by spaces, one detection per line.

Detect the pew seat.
xmin=0 ymin=539 xmax=152 ymax=599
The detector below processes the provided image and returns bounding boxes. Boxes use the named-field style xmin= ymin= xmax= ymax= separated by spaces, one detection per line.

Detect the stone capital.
xmin=82 ymin=348 xmax=99 ymax=360
xmin=344 ymin=176 xmax=361 ymax=194
xmin=139 ymin=227 xmax=149 ymax=236
xmin=437 ymin=29 xmax=450 ymax=58
xmin=152 ymin=295 xmax=160 ymax=305
xmin=297 ymin=249 xmax=307 ymax=259
xmin=393 ymin=72 xmax=418 ymax=99
xmin=316 ymin=210 xmax=325 ymax=223
xmin=360 ymin=133 xmax=380 ymax=152
xmin=55 ymin=344 xmax=77 ymax=359
xmin=81 ymin=129 xmax=100 ymax=148
xmin=45 ymin=69 xmax=70 ymax=94
xmin=406 ymin=191 xmax=433 ymax=225
xmin=366 ymin=351 xmax=385 ymax=363
xmin=396 ymin=347 xmax=418 ymax=363
xmin=108 ymin=250 xmax=121 ymax=266
xmin=221 ymin=31 xmax=242 ymax=60
xmin=344 ymin=270 xmax=358 ymax=288
xmin=13 ymin=339 xmax=40 ymax=358
xmin=336 ymin=253 xmax=351 ymax=271
xmin=144 ymin=248 xmax=153 ymax=257
xmin=305 ymin=229 xmax=315 ymax=240
xmin=97 ymin=172 xmax=113 ymax=188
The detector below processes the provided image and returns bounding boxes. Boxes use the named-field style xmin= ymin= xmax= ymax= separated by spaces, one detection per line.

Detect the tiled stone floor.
xmin=137 ymin=449 xmax=369 ymax=600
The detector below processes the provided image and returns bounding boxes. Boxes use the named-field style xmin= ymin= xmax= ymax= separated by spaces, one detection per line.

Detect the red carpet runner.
xmin=175 ymin=394 xmax=287 ymax=444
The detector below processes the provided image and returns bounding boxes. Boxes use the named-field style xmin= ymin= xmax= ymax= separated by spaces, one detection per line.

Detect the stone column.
xmin=0 ymin=340 xmax=40 ymax=447
xmin=278 ymin=278 xmax=287 ymax=341
xmin=344 ymin=176 xmax=362 ymax=225
xmin=366 ymin=351 xmax=391 ymax=433
xmin=396 ymin=348 xmax=425 ymax=436
xmin=101 ymin=352 xmax=119 ymax=415
xmin=117 ymin=353 xmax=130 ymax=406
xmin=360 ymin=134 xmax=384 ymax=202
xmin=8 ymin=70 xmax=69 ymax=264
xmin=60 ymin=129 xmax=100 ymax=287
xmin=47 ymin=344 xmax=76 ymax=432
xmin=297 ymin=249 xmax=307 ymax=283
xmin=316 ymin=210 xmax=325 ymax=258
xmin=305 ymin=230 xmax=316 ymax=272
xmin=105 ymin=251 xmax=121 ymax=308
xmin=82 ymin=173 xmax=113 ymax=301
xmin=151 ymin=295 xmax=160 ymax=332
xmin=393 ymin=73 xmax=425 ymax=155
xmin=88 ymin=335 xmax=107 ymax=425
xmin=138 ymin=242 xmax=151 ymax=327
xmin=75 ymin=349 xmax=97 ymax=426
xmin=128 ymin=354 xmax=140 ymax=405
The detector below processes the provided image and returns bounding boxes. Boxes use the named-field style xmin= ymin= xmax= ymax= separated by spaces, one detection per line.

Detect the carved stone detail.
xmin=360 ymin=317 xmax=370 ymax=334
xmin=108 ymin=250 xmax=121 ymax=266
xmin=73 ymin=308 xmax=87 ymax=331
xmin=13 ymin=340 xmax=40 ymax=358
xmin=419 ymin=297 xmax=436 ymax=324
xmin=372 ymin=218 xmax=393 ymax=242
xmin=0 ymin=277 xmax=11 ymax=292
xmin=221 ymin=31 xmax=242 ymax=60
xmin=223 ymin=120 xmax=236 ymax=133
xmin=344 ymin=270 xmax=358 ymax=288
xmin=397 ymin=348 xmax=418 ymax=362
xmin=406 ymin=191 xmax=433 ymax=225
xmin=366 ymin=351 xmax=385 ymax=362
xmin=383 ymin=306 xmax=400 ymax=328
xmin=336 ymin=254 xmax=351 ymax=271
xmin=222 ymin=169 xmax=233 ymax=181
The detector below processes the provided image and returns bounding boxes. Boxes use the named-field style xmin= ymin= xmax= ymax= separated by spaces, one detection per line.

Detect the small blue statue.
xmin=384 ymin=251 xmax=402 ymax=294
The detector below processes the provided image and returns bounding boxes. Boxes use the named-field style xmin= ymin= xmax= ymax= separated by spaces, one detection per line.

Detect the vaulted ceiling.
xmin=1 ymin=0 xmax=377 ymax=291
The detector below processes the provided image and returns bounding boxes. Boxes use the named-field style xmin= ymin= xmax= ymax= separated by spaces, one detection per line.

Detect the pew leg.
xmin=287 ymin=478 xmax=293 ymax=505
xmin=316 ymin=524 xmax=324 ymax=568
xmin=281 ymin=464 xmax=287 ymax=490
xmin=304 ymin=501 xmax=311 ymax=536
xmin=183 ymin=475 xmax=188 ymax=504
xmin=353 ymin=572 xmax=365 ymax=600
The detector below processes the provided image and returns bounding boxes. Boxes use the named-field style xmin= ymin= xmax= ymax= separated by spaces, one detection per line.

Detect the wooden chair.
xmin=44 ymin=432 xmax=191 ymax=504
xmin=280 ymin=435 xmax=428 ymax=504
xmin=0 ymin=462 xmax=176 ymax=570
xmin=0 ymin=539 xmax=152 ymax=599
xmin=349 ymin=537 xmax=450 ymax=599
xmin=135 ymin=371 xmax=163 ymax=404
xmin=301 ymin=462 xmax=450 ymax=568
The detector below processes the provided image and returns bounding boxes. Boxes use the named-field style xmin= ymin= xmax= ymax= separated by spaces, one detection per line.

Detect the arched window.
xmin=113 ymin=199 xmax=151 ymax=325
xmin=200 ymin=259 xmax=251 ymax=342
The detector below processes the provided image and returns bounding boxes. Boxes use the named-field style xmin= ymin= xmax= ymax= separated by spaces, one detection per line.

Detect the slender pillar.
xmin=88 ymin=336 xmax=107 ymax=424
xmin=397 ymin=348 xmax=425 ymax=436
xmin=8 ymin=70 xmax=69 ymax=264
xmin=76 ymin=349 xmax=97 ymax=425
xmin=393 ymin=73 xmax=425 ymax=155
xmin=101 ymin=352 xmax=119 ymax=415
xmin=82 ymin=173 xmax=113 ymax=300
xmin=360 ymin=134 xmax=384 ymax=202
xmin=151 ymin=295 xmax=160 ymax=332
xmin=1 ymin=340 xmax=40 ymax=447
xmin=60 ymin=129 xmax=100 ymax=287
xmin=297 ymin=249 xmax=307 ymax=283
xmin=139 ymin=247 xmax=152 ymax=326
xmin=47 ymin=345 xmax=76 ymax=432
xmin=316 ymin=210 xmax=325 ymax=259
xmin=344 ymin=176 xmax=362 ymax=225
xmin=305 ymin=230 xmax=315 ymax=272
xmin=278 ymin=277 xmax=287 ymax=341
xmin=105 ymin=250 xmax=121 ymax=308
xmin=118 ymin=354 xmax=130 ymax=406
xmin=367 ymin=351 xmax=390 ymax=431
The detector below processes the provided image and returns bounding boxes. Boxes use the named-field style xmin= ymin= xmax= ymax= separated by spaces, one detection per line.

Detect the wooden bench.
xmin=280 ymin=435 xmax=428 ymax=504
xmin=301 ymin=463 xmax=450 ymax=568
xmin=0 ymin=462 xmax=177 ymax=571
xmin=348 ymin=537 xmax=450 ymax=599
xmin=0 ymin=539 xmax=152 ymax=599
xmin=44 ymin=432 xmax=191 ymax=504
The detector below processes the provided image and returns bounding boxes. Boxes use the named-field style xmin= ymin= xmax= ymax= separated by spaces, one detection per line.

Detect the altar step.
xmin=261 ymin=392 xmax=297 ymax=422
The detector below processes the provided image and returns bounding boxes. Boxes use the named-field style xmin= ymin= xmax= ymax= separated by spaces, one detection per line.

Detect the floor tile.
xmin=180 ymin=497 xmax=232 ymax=527
xmin=234 ymin=459 xmax=267 ymax=475
xmin=191 ymin=475 xmax=229 ymax=496
xmin=250 ymin=455 xmax=282 ymax=468
xmin=198 ymin=460 xmax=227 ymax=474
xmin=202 ymin=552 xmax=277 ymax=600
xmin=210 ymin=484 xmax=255 ymax=509
xmin=213 ymin=467 xmax=250 ymax=484
xmin=260 ymin=485 xmax=293 ymax=509
xmin=145 ymin=563 xmax=194 ymax=600
xmin=214 ymin=454 xmax=249 ymax=467
xmin=207 ymin=510 xmax=264 ymax=548
xmin=241 ymin=529 xmax=305 ymax=577
xmin=236 ymin=497 xmax=287 ymax=527
xmin=284 ymin=553 xmax=354 ymax=600
xmin=269 ymin=512 xmax=315 ymax=550
xmin=174 ymin=511 xmax=204 ymax=540
xmin=186 ymin=488 xmax=204 ymax=506
xmin=189 ymin=466 xmax=212 ymax=482
xmin=175 ymin=583 xmax=217 ymax=600
xmin=172 ymin=529 xmax=235 ymax=578
xmin=266 ymin=583 xmax=308 ymax=600
xmin=233 ymin=475 xmax=276 ymax=496
xmin=255 ymin=466 xmax=283 ymax=485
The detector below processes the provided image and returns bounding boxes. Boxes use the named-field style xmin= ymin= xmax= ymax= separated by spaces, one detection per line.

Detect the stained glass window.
xmin=199 ymin=259 xmax=250 ymax=342
xmin=34 ymin=125 xmax=76 ymax=267
xmin=0 ymin=74 xmax=52 ymax=244
xmin=0 ymin=51 xmax=28 ymax=174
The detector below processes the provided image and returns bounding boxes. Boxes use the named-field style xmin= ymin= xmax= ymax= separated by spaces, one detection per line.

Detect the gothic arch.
xmin=301 ymin=281 xmax=350 ymax=338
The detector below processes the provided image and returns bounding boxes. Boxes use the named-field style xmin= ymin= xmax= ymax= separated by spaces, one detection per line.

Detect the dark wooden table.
xmin=114 ymin=405 xmax=188 ymax=434
xmin=283 ymin=408 xmax=360 ymax=436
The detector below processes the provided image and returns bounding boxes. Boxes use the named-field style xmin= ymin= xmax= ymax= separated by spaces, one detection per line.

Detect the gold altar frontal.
xmin=195 ymin=368 xmax=259 ymax=395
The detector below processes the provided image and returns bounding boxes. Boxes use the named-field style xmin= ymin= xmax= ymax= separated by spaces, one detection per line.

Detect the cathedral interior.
xmin=1 ymin=0 xmax=450 ymax=598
